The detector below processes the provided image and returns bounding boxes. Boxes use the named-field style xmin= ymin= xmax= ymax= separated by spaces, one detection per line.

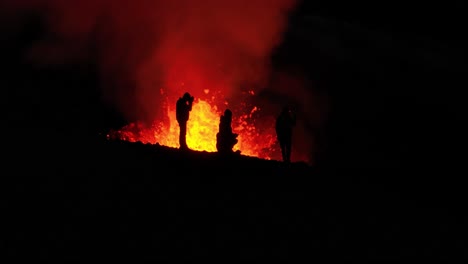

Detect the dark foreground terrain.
xmin=2 ymin=137 xmax=467 ymax=260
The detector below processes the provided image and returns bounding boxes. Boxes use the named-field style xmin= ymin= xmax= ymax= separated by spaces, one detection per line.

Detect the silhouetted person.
xmin=276 ymin=106 xmax=296 ymax=163
xmin=176 ymin=92 xmax=194 ymax=150
xmin=216 ymin=109 xmax=238 ymax=154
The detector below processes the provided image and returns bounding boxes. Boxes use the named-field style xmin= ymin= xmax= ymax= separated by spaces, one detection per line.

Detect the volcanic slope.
xmin=4 ymin=138 xmax=467 ymax=261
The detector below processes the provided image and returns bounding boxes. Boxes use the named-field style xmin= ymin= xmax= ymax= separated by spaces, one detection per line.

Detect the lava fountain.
xmin=108 ymin=89 xmax=280 ymax=160
xmin=0 ymin=0 xmax=302 ymax=161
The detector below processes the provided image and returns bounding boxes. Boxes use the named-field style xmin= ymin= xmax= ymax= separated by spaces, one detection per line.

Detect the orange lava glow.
xmin=108 ymin=97 xmax=279 ymax=160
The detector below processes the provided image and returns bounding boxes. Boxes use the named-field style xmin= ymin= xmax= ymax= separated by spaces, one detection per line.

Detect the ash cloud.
xmin=1 ymin=0 xmax=298 ymax=123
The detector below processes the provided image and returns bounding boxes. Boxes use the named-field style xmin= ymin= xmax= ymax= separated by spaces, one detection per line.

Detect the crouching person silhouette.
xmin=216 ymin=109 xmax=239 ymax=155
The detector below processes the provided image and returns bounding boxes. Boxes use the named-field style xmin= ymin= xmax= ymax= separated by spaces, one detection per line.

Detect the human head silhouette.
xmin=224 ymin=109 xmax=232 ymax=118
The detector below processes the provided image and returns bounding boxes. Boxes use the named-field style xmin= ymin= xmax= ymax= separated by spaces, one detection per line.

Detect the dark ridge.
xmin=3 ymin=138 xmax=467 ymax=260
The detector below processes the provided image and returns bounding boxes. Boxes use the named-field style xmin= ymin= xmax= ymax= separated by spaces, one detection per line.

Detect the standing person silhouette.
xmin=176 ymin=92 xmax=194 ymax=150
xmin=275 ymin=106 xmax=296 ymax=162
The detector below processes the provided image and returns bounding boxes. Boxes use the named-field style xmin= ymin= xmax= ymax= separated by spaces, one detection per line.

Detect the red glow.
xmin=2 ymin=0 xmax=299 ymax=160
xmin=109 ymin=91 xmax=280 ymax=160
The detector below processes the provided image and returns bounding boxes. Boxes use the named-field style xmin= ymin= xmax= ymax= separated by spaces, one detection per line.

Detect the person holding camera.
xmin=176 ymin=92 xmax=194 ymax=150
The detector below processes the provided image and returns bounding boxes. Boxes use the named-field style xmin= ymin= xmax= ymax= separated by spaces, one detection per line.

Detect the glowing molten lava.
xmin=109 ymin=97 xmax=279 ymax=160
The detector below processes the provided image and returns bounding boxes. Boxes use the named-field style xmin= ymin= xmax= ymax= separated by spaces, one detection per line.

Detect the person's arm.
xmin=188 ymin=97 xmax=194 ymax=111
xmin=275 ymin=117 xmax=280 ymax=132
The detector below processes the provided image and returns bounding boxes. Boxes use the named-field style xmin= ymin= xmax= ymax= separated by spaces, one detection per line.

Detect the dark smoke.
xmin=1 ymin=0 xmax=298 ymax=123
xmin=257 ymin=67 xmax=329 ymax=164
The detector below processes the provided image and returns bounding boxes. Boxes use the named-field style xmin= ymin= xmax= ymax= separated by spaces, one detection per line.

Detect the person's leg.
xmin=280 ymin=141 xmax=286 ymax=162
xmin=285 ymin=143 xmax=291 ymax=162
xmin=229 ymin=134 xmax=238 ymax=151
xmin=218 ymin=134 xmax=228 ymax=154
xmin=285 ymin=136 xmax=292 ymax=162
xmin=179 ymin=121 xmax=188 ymax=149
xmin=216 ymin=133 xmax=221 ymax=152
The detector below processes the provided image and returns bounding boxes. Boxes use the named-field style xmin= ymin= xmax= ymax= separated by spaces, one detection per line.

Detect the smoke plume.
xmin=1 ymin=0 xmax=298 ymax=123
